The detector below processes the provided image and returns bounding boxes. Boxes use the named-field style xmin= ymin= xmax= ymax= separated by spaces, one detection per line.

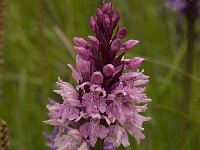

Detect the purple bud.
xmin=122 ymin=40 xmax=139 ymax=50
xmin=67 ymin=64 xmax=83 ymax=83
xmin=103 ymin=64 xmax=115 ymax=77
xmin=74 ymin=46 xmax=92 ymax=61
xmin=112 ymin=10 xmax=120 ymax=28
xmin=96 ymin=8 xmax=104 ymax=21
xmin=103 ymin=2 xmax=113 ymax=14
xmin=88 ymin=35 xmax=100 ymax=48
xmin=90 ymin=16 xmax=97 ymax=32
xmin=76 ymin=55 xmax=90 ymax=78
xmin=73 ymin=37 xmax=88 ymax=48
xmin=91 ymin=71 xmax=104 ymax=84
xmin=116 ymin=27 xmax=127 ymax=39
xmin=126 ymin=57 xmax=145 ymax=70
xmin=103 ymin=14 xmax=111 ymax=30
xmin=111 ymin=38 xmax=121 ymax=52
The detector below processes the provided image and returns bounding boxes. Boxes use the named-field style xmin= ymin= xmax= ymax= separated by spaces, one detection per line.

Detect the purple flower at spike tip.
xmin=44 ymin=2 xmax=151 ymax=149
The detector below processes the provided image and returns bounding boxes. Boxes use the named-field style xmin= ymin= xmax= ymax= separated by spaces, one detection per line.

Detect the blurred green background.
xmin=0 ymin=0 xmax=200 ymax=149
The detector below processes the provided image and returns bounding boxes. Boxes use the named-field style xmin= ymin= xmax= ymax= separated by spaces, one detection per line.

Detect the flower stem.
xmin=37 ymin=0 xmax=49 ymax=80
xmin=93 ymin=139 xmax=103 ymax=150
xmin=0 ymin=0 xmax=5 ymax=96
xmin=179 ymin=5 xmax=196 ymax=150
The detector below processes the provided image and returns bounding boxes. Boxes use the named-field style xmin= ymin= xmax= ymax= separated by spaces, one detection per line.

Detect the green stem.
xmin=93 ymin=139 xmax=103 ymax=150
xmin=0 ymin=0 xmax=5 ymax=96
xmin=179 ymin=7 xmax=196 ymax=150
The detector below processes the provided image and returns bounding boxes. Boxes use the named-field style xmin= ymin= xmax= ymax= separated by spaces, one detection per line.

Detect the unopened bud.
xmin=103 ymin=14 xmax=111 ymax=30
xmin=90 ymin=16 xmax=97 ymax=32
xmin=122 ymin=40 xmax=139 ymax=50
xmin=103 ymin=64 xmax=115 ymax=77
xmin=111 ymin=38 xmax=121 ymax=52
xmin=74 ymin=46 xmax=92 ymax=61
xmin=126 ymin=57 xmax=145 ymax=70
xmin=88 ymin=35 xmax=99 ymax=48
xmin=73 ymin=37 xmax=88 ymax=48
xmin=112 ymin=10 xmax=120 ymax=28
xmin=103 ymin=2 xmax=112 ymax=14
xmin=116 ymin=27 xmax=127 ymax=39
xmin=91 ymin=71 xmax=104 ymax=85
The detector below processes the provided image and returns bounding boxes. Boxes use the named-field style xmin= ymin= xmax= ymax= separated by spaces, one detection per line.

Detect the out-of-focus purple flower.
xmin=198 ymin=3 xmax=200 ymax=14
xmin=164 ymin=0 xmax=200 ymax=17
xmin=44 ymin=2 xmax=151 ymax=149
xmin=164 ymin=0 xmax=186 ymax=12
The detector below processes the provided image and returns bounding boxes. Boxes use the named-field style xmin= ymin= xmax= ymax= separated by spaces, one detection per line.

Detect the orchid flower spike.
xmin=44 ymin=2 xmax=151 ymax=150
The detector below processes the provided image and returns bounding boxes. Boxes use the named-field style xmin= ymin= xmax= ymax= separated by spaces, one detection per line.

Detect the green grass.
xmin=0 ymin=0 xmax=200 ymax=149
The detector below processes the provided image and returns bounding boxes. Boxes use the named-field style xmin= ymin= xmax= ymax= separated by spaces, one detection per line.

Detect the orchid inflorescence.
xmin=44 ymin=2 xmax=151 ymax=150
